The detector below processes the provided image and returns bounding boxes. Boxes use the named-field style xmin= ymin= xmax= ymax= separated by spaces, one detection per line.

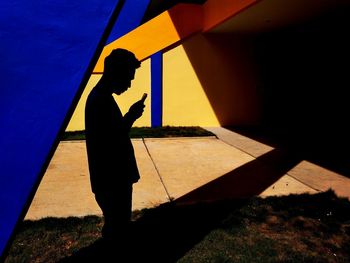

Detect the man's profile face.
xmin=105 ymin=67 xmax=136 ymax=95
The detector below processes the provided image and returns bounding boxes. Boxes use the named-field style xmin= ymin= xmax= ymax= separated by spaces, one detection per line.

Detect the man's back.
xmin=85 ymin=86 xmax=139 ymax=194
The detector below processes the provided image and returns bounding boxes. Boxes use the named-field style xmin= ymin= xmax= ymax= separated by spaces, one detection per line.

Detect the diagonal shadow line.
xmin=60 ymin=146 xmax=302 ymax=262
xmin=175 ymin=147 xmax=302 ymax=205
xmin=58 ymin=148 xmax=302 ymax=263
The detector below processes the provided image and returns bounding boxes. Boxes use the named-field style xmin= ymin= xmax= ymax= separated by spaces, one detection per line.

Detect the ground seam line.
xmin=141 ymin=137 xmax=173 ymax=201
xmin=285 ymin=173 xmax=322 ymax=192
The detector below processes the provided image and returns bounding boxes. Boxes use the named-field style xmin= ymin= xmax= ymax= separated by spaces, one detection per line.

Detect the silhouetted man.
xmin=85 ymin=48 xmax=145 ymax=241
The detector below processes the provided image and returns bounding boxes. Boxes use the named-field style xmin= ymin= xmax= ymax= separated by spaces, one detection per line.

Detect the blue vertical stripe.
xmin=151 ymin=52 xmax=163 ymax=127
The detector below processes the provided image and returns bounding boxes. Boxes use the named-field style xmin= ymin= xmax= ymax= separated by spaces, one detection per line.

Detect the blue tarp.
xmin=0 ymin=0 xmax=158 ymax=258
xmin=0 ymin=0 xmax=125 ymax=257
xmin=106 ymin=0 xmax=150 ymax=44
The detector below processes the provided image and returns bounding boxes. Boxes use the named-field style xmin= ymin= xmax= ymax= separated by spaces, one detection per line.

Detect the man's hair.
xmin=104 ymin=48 xmax=140 ymax=73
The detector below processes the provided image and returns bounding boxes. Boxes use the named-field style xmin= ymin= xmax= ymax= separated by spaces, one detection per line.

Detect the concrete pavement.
xmin=25 ymin=127 xmax=350 ymax=220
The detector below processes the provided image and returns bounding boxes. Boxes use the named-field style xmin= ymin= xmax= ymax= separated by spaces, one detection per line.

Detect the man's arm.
xmin=123 ymin=94 xmax=147 ymax=131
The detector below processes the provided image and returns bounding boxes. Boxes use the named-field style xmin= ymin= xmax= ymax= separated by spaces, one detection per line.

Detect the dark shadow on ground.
xmin=58 ymin=148 xmax=301 ymax=262
xmin=56 ymin=190 xmax=350 ymax=263
xmin=58 ymin=199 xmax=247 ymax=263
xmin=6 ymin=191 xmax=350 ymax=262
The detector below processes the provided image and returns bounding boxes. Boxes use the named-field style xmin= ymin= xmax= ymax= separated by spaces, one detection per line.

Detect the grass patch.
xmin=62 ymin=126 xmax=215 ymax=141
xmin=4 ymin=216 xmax=103 ymax=263
xmin=5 ymin=190 xmax=350 ymax=262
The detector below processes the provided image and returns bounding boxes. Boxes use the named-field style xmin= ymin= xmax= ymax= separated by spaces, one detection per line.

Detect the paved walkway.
xmin=25 ymin=127 xmax=350 ymax=220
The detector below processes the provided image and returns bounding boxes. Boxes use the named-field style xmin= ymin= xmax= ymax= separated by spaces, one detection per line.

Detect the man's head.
xmin=103 ymin=48 xmax=141 ymax=94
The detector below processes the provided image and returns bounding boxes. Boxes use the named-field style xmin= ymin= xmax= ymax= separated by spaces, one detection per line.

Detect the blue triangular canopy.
xmin=0 ymin=0 xmax=153 ymax=258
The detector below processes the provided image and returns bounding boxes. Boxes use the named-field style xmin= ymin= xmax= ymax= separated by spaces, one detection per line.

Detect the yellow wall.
xmin=66 ymin=59 xmax=151 ymax=131
xmin=66 ymin=1 xmax=262 ymax=131
xmin=163 ymin=43 xmax=220 ymax=126
xmin=163 ymin=33 xmax=260 ymax=127
xmin=67 ymin=33 xmax=260 ymax=130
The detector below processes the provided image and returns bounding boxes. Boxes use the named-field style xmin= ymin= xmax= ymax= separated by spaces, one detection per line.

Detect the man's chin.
xmin=114 ymin=87 xmax=128 ymax=95
xmin=114 ymin=90 xmax=124 ymax=95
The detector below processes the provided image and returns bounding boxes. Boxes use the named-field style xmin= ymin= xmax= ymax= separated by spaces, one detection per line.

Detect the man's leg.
xmin=95 ymin=183 xmax=133 ymax=240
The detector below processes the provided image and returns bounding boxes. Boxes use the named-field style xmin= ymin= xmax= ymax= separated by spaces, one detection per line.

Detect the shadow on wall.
xmin=180 ymin=33 xmax=261 ymax=126
xmin=253 ymin=7 xmax=350 ymax=177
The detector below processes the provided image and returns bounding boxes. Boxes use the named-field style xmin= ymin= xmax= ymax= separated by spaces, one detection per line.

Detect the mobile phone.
xmin=141 ymin=93 xmax=147 ymax=103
